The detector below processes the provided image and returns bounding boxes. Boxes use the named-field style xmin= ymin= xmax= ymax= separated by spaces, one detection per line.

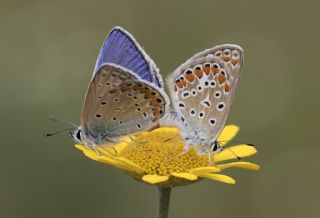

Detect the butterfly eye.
xmin=76 ymin=129 xmax=81 ymax=141
xmin=211 ymin=142 xmax=220 ymax=152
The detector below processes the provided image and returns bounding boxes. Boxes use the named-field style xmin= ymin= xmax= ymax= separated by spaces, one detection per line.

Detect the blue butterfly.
xmin=72 ymin=27 xmax=169 ymax=147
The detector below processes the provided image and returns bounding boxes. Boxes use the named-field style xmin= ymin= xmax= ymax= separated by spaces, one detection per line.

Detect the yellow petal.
xmin=75 ymin=144 xmax=100 ymax=161
xmin=217 ymin=125 xmax=240 ymax=146
xmin=95 ymin=155 xmax=118 ymax=165
xmin=142 ymin=175 xmax=169 ymax=184
xmin=112 ymin=137 xmax=131 ymax=154
xmin=115 ymin=157 xmax=145 ymax=175
xmin=217 ymin=162 xmax=260 ymax=171
xmin=171 ymin=172 xmax=198 ymax=181
xmin=96 ymin=146 xmax=117 ymax=158
xmin=151 ymin=127 xmax=179 ymax=135
xmin=135 ymin=127 xmax=180 ymax=145
xmin=199 ymin=173 xmax=235 ymax=184
xmin=75 ymin=144 xmax=86 ymax=151
xmin=96 ymin=155 xmax=143 ymax=176
xmin=214 ymin=144 xmax=257 ymax=162
xmin=189 ymin=166 xmax=221 ymax=175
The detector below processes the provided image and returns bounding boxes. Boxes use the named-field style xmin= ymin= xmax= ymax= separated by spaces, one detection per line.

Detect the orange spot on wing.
xmin=194 ymin=69 xmax=203 ymax=79
xmin=144 ymin=89 xmax=153 ymax=99
xmin=224 ymin=83 xmax=230 ymax=92
xmin=120 ymin=85 xmax=130 ymax=92
xmin=218 ymin=74 xmax=226 ymax=84
xmin=203 ymin=64 xmax=211 ymax=74
xmin=176 ymin=80 xmax=183 ymax=88
xmin=180 ymin=79 xmax=187 ymax=87
xmin=185 ymin=73 xmax=195 ymax=82
xmin=133 ymin=84 xmax=142 ymax=91
xmin=152 ymin=108 xmax=161 ymax=121
xmin=150 ymin=98 xmax=161 ymax=107
xmin=223 ymin=55 xmax=231 ymax=62
xmin=231 ymin=59 xmax=239 ymax=66
xmin=211 ymin=66 xmax=219 ymax=75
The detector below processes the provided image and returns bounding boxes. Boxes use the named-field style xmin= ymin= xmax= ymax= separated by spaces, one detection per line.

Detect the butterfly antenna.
xmin=221 ymin=145 xmax=242 ymax=161
xmin=44 ymin=127 xmax=73 ymax=137
xmin=217 ymin=139 xmax=255 ymax=160
xmin=48 ymin=116 xmax=78 ymax=128
xmin=218 ymin=139 xmax=255 ymax=147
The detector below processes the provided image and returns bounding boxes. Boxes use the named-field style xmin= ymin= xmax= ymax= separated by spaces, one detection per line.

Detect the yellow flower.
xmin=75 ymin=125 xmax=259 ymax=187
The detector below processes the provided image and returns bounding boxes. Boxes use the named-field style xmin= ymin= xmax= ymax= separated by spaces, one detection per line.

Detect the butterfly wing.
xmin=189 ymin=44 xmax=244 ymax=90
xmin=94 ymin=26 xmax=163 ymax=87
xmin=167 ymin=44 xmax=243 ymax=141
xmin=82 ymin=63 xmax=138 ymax=125
xmin=81 ymin=64 xmax=168 ymax=145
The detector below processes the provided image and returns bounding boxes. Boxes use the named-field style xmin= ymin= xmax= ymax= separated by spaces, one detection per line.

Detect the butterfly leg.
xmin=208 ymin=153 xmax=215 ymax=165
xmin=165 ymin=143 xmax=190 ymax=163
xmin=129 ymin=136 xmax=147 ymax=145
xmin=163 ymin=134 xmax=183 ymax=156
xmin=83 ymin=142 xmax=101 ymax=155
xmin=91 ymin=143 xmax=101 ymax=155
xmin=163 ymin=134 xmax=180 ymax=142
xmin=117 ymin=138 xmax=147 ymax=153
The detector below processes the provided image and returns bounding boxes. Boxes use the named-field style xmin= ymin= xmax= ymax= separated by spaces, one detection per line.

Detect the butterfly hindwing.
xmin=94 ymin=26 xmax=163 ymax=87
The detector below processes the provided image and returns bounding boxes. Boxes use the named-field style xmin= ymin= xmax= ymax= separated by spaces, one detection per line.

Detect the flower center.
xmin=119 ymin=128 xmax=210 ymax=176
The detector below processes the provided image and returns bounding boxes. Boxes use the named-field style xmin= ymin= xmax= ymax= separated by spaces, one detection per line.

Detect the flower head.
xmin=75 ymin=125 xmax=259 ymax=187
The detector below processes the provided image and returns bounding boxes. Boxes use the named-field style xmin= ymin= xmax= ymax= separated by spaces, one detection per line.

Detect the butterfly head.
xmin=210 ymin=141 xmax=221 ymax=154
xmin=71 ymin=127 xmax=83 ymax=144
xmin=185 ymin=135 xmax=221 ymax=155
xmin=197 ymin=139 xmax=221 ymax=154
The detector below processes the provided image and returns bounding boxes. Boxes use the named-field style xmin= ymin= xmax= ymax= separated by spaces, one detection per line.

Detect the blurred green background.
xmin=1 ymin=0 xmax=319 ymax=217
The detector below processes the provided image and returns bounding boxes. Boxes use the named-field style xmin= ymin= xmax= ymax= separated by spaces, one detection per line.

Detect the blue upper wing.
xmin=94 ymin=26 xmax=162 ymax=87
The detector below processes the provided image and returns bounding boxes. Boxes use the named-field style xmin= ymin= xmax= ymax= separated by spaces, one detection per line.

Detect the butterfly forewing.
xmin=168 ymin=44 xmax=243 ymax=142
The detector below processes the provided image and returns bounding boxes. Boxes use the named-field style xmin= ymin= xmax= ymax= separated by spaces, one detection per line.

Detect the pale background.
xmin=0 ymin=0 xmax=319 ymax=217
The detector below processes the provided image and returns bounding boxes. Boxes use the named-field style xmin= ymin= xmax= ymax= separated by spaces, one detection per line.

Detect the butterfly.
xmin=72 ymin=26 xmax=169 ymax=147
xmin=166 ymin=44 xmax=244 ymax=156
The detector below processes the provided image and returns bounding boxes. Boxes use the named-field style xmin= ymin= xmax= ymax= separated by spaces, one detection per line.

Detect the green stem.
xmin=156 ymin=186 xmax=172 ymax=218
